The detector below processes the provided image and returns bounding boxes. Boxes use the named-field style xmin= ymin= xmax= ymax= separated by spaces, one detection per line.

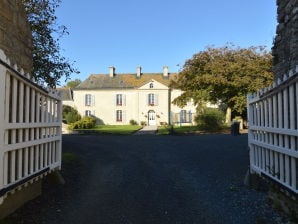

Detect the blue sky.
xmin=56 ymin=0 xmax=277 ymax=85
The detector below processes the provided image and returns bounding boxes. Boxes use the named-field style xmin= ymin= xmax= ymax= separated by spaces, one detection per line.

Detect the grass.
xmin=157 ymin=125 xmax=232 ymax=135
xmin=76 ymin=125 xmax=142 ymax=135
xmin=157 ymin=125 xmax=172 ymax=135
xmin=173 ymin=125 xmax=199 ymax=134
xmin=157 ymin=125 xmax=199 ymax=135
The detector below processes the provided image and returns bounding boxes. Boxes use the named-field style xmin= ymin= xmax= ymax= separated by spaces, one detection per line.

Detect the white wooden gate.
xmin=247 ymin=69 xmax=298 ymax=194
xmin=0 ymin=50 xmax=62 ymax=204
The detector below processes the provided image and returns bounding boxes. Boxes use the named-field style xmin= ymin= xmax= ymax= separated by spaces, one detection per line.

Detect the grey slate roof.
xmin=57 ymin=87 xmax=73 ymax=101
xmin=75 ymin=73 xmax=178 ymax=90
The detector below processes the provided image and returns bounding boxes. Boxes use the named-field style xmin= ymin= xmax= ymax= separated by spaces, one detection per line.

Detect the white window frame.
xmin=148 ymin=93 xmax=155 ymax=106
xmin=148 ymin=93 xmax=158 ymax=106
xmin=180 ymin=110 xmax=187 ymax=123
xmin=85 ymin=110 xmax=92 ymax=116
xmin=85 ymin=94 xmax=92 ymax=106
xmin=116 ymin=110 xmax=122 ymax=122
xmin=116 ymin=94 xmax=122 ymax=106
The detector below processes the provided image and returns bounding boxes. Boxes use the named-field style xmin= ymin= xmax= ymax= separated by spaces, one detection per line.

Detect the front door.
xmin=148 ymin=111 xmax=156 ymax=126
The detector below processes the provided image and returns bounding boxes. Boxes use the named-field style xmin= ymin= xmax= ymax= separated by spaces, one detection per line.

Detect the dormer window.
xmin=149 ymin=83 xmax=153 ymax=88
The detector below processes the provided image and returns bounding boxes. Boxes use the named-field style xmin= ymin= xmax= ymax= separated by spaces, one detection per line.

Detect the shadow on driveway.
xmin=4 ymin=134 xmax=288 ymax=224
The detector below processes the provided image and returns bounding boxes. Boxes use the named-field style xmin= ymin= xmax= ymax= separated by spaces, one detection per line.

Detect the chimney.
xmin=109 ymin=66 xmax=115 ymax=78
xmin=163 ymin=66 xmax=169 ymax=77
xmin=137 ymin=66 xmax=142 ymax=77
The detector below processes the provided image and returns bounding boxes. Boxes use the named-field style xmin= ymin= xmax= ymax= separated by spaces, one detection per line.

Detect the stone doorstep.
xmin=0 ymin=180 xmax=42 ymax=219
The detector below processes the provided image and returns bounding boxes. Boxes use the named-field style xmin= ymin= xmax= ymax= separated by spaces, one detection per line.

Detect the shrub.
xmin=140 ymin=121 xmax=147 ymax=126
xmin=195 ymin=108 xmax=225 ymax=131
xmin=62 ymin=105 xmax=74 ymax=119
xmin=63 ymin=105 xmax=81 ymax=124
xmin=66 ymin=110 xmax=81 ymax=124
xmin=129 ymin=119 xmax=138 ymax=125
xmin=69 ymin=116 xmax=96 ymax=130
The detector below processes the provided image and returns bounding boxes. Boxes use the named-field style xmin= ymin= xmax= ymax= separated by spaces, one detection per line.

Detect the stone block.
xmin=0 ymin=180 xmax=42 ymax=219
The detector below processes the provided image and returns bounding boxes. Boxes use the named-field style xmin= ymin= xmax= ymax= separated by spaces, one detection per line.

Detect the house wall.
xmin=73 ymin=88 xmax=173 ymax=125
xmin=63 ymin=100 xmax=75 ymax=108
xmin=170 ymin=89 xmax=196 ymax=113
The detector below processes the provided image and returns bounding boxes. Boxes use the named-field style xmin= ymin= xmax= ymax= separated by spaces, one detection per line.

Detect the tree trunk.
xmin=225 ymin=107 xmax=232 ymax=124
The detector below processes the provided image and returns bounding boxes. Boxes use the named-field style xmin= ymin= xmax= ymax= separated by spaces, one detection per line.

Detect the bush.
xmin=62 ymin=105 xmax=73 ymax=119
xmin=63 ymin=105 xmax=81 ymax=124
xmin=195 ymin=108 xmax=225 ymax=131
xmin=129 ymin=119 xmax=138 ymax=125
xmin=140 ymin=121 xmax=147 ymax=126
xmin=66 ymin=110 xmax=81 ymax=124
xmin=69 ymin=116 xmax=96 ymax=130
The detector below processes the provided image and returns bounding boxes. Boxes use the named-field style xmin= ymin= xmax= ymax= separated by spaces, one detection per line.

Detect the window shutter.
xmin=84 ymin=95 xmax=87 ymax=106
xmin=180 ymin=111 xmax=182 ymax=122
xmin=92 ymin=95 xmax=95 ymax=106
xmin=114 ymin=94 xmax=117 ymax=107
xmin=123 ymin=94 xmax=126 ymax=106
xmin=123 ymin=110 xmax=126 ymax=123
xmin=147 ymin=94 xmax=150 ymax=106
xmin=154 ymin=94 xmax=158 ymax=106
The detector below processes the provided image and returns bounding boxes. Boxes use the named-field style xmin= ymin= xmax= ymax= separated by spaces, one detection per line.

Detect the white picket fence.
xmin=0 ymin=50 xmax=62 ymax=204
xmin=247 ymin=67 xmax=298 ymax=194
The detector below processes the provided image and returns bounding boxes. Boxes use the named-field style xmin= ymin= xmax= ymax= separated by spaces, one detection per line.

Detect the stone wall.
xmin=272 ymin=0 xmax=298 ymax=80
xmin=0 ymin=0 xmax=32 ymax=73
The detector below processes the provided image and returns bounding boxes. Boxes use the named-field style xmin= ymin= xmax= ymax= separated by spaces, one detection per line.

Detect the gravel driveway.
xmin=4 ymin=134 xmax=289 ymax=224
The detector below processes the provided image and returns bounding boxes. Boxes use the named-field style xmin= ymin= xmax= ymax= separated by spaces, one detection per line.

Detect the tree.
xmin=65 ymin=79 xmax=81 ymax=88
xmin=22 ymin=0 xmax=79 ymax=88
xmin=171 ymin=45 xmax=273 ymax=122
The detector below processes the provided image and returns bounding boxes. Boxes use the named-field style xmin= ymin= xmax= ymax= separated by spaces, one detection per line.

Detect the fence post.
xmin=0 ymin=52 xmax=7 ymax=203
xmin=57 ymin=98 xmax=62 ymax=169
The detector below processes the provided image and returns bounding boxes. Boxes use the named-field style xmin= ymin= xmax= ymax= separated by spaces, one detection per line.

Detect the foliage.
xmin=69 ymin=116 xmax=96 ymax=130
xmin=171 ymin=44 xmax=273 ymax=116
xmin=62 ymin=105 xmax=73 ymax=119
xmin=62 ymin=105 xmax=81 ymax=123
xmin=195 ymin=108 xmax=225 ymax=131
xmin=65 ymin=79 xmax=81 ymax=88
xmin=65 ymin=110 xmax=81 ymax=124
xmin=140 ymin=121 xmax=147 ymax=126
xmin=129 ymin=119 xmax=138 ymax=126
xmin=22 ymin=0 xmax=79 ymax=87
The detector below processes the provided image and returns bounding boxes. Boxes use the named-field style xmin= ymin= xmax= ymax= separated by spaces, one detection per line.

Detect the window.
xmin=180 ymin=110 xmax=187 ymax=123
xmin=148 ymin=93 xmax=158 ymax=106
xmin=149 ymin=83 xmax=153 ymax=88
xmin=116 ymin=110 xmax=122 ymax=122
xmin=116 ymin=94 xmax=122 ymax=106
xmin=180 ymin=110 xmax=192 ymax=123
xmin=85 ymin=110 xmax=92 ymax=116
xmin=85 ymin=94 xmax=92 ymax=106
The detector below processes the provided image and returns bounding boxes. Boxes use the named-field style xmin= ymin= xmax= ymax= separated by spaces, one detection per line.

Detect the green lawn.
xmin=76 ymin=125 xmax=142 ymax=135
xmin=173 ymin=125 xmax=199 ymax=134
xmin=157 ymin=125 xmax=199 ymax=135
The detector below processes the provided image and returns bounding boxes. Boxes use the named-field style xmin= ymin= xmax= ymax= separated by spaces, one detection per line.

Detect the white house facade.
xmin=72 ymin=66 xmax=197 ymax=126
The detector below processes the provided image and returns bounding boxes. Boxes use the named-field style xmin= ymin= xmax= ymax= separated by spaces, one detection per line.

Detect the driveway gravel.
xmin=4 ymin=134 xmax=290 ymax=224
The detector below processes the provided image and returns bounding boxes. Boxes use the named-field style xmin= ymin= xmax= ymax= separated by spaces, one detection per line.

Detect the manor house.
xmin=69 ymin=66 xmax=198 ymax=126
